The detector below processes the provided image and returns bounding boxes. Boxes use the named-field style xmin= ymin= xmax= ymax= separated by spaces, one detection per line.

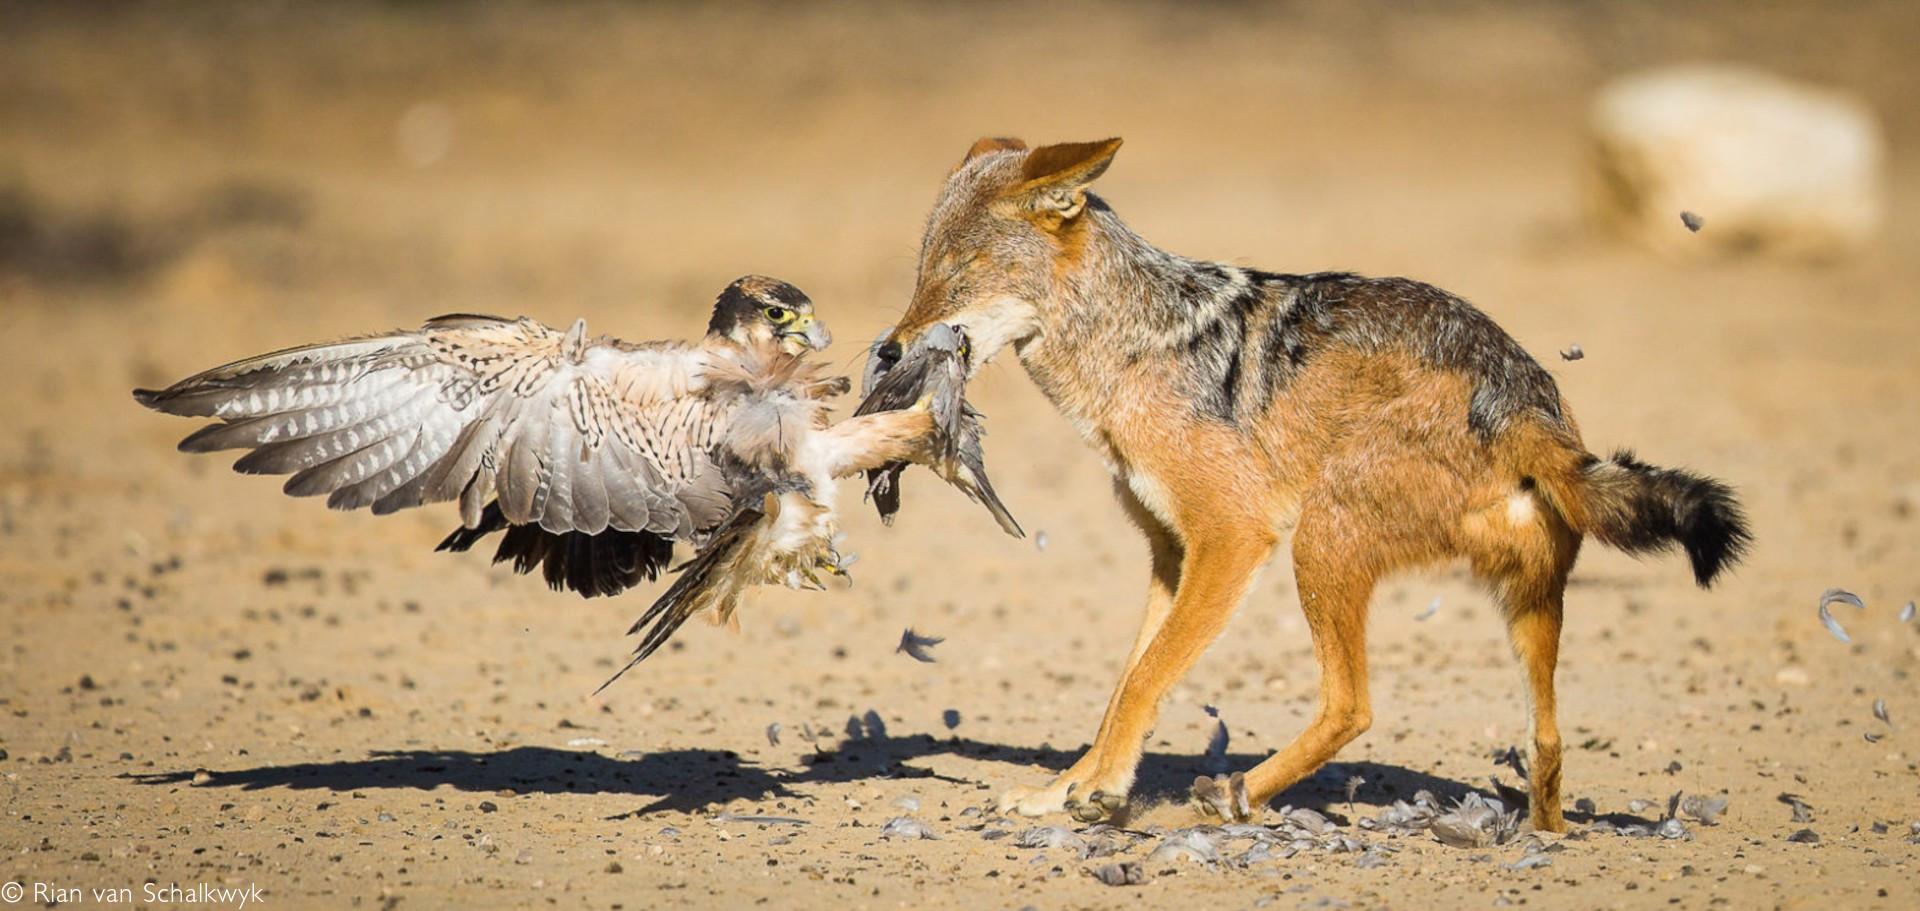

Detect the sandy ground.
xmin=3 ymin=2 xmax=1918 ymax=908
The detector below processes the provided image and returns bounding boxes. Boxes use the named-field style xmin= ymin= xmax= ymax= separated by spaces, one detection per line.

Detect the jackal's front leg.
xmin=1002 ymin=513 xmax=1272 ymax=823
xmin=997 ymin=481 xmax=1180 ymax=819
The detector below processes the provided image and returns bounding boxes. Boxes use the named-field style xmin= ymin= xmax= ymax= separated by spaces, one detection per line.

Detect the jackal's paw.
xmin=1064 ymin=788 xmax=1130 ymax=824
xmin=996 ymin=780 xmax=1074 ymax=817
xmin=1191 ymin=772 xmax=1254 ymax=822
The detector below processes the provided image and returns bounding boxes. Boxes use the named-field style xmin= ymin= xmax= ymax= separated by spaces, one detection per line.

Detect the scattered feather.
xmin=1430 ymin=793 xmax=1521 ymax=849
xmin=1680 ymin=210 xmax=1705 ymax=232
xmin=1679 ymin=794 xmax=1729 ymax=825
xmin=1354 ymin=848 xmax=1395 ymax=869
xmin=1015 ymin=826 xmax=1088 ymax=855
xmin=1283 ymin=806 xmax=1337 ymax=836
xmin=1505 ymin=854 xmax=1554 ymax=871
xmin=896 ymin=628 xmax=944 ymax=663
xmin=1901 ymin=600 xmax=1916 ymax=624
xmin=1146 ymin=829 xmax=1221 ymax=864
xmin=1035 ymin=531 xmax=1049 ymax=552
xmin=1415 ymin=597 xmax=1439 ymax=621
xmin=879 ymin=817 xmax=938 ymax=841
xmin=1872 ymin=698 xmax=1890 ymax=725
xmin=1082 ymin=825 xmax=1135 ymax=859
xmin=1778 ymin=793 xmax=1814 ymax=824
xmin=1655 ymin=818 xmax=1689 ymax=840
xmin=715 ymin=812 xmax=807 ymax=826
xmin=1345 ymin=776 xmax=1367 ymax=815
xmin=1817 ymin=588 xmax=1865 ymax=644
xmin=764 ymin=722 xmax=781 ymax=747
xmin=1559 ymin=344 xmax=1584 ymax=361
xmin=1864 ymin=732 xmax=1883 ymax=743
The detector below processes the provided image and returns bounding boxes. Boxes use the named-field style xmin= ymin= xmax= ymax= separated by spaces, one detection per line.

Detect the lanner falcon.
xmin=133 ymin=276 xmax=996 ymax=686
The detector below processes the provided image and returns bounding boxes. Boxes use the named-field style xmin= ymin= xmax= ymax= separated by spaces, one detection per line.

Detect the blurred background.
xmin=3 ymin=3 xmax=1918 ymax=904
xmin=7 ymin=0 xmax=1915 ymax=576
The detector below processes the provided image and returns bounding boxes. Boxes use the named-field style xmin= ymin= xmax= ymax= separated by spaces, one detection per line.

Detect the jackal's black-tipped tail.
xmin=1577 ymin=450 xmax=1751 ymax=587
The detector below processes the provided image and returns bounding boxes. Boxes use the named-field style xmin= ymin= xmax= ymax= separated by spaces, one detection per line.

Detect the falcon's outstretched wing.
xmin=856 ymin=323 xmax=1022 ymax=537
xmin=135 ymin=315 xmax=756 ymax=593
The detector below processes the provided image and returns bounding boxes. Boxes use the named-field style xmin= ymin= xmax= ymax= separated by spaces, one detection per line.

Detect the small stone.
xmin=1091 ymin=862 xmax=1145 ymax=886
xmin=1591 ymin=64 xmax=1886 ymax=259
xmin=478 ymin=801 xmax=498 ymax=813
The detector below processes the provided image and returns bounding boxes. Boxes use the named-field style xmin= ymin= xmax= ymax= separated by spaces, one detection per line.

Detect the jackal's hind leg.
xmin=1476 ymin=506 xmax=1579 ymax=833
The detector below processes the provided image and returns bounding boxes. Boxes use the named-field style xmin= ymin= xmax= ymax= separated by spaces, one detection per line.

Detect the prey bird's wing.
xmin=134 ymin=315 xmax=747 ymax=553
xmin=854 ymin=324 xmax=1022 ymax=537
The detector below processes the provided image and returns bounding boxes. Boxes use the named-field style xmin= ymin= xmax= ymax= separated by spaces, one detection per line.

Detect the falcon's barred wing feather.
xmin=135 ymin=274 xmax=909 ymax=686
xmin=133 ymin=314 xmax=739 ymax=547
xmin=856 ymin=324 xmax=1023 ymax=537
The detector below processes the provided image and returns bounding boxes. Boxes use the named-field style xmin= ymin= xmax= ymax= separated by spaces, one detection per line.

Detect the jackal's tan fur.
xmin=874 ymin=137 xmax=1749 ymax=831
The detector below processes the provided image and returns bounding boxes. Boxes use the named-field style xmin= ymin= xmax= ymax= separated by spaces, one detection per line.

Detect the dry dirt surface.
xmin=3 ymin=2 xmax=1918 ymax=909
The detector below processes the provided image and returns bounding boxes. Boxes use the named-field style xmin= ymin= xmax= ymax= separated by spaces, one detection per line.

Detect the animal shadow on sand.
xmin=125 ymin=733 xmax=1515 ymax=823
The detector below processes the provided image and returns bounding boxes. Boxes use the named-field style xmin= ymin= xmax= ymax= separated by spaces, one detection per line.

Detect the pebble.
xmin=1090 ymin=862 xmax=1145 ymax=886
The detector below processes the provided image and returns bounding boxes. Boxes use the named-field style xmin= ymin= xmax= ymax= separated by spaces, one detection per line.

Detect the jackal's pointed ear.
xmin=1012 ymin=138 xmax=1122 ymax=219
xmin=961 ymin=137 xmax=1027 ymax=165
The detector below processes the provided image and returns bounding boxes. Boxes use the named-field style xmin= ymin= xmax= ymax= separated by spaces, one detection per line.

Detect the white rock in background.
xmin=1590 ymin=65 xmax=1885 ymax=259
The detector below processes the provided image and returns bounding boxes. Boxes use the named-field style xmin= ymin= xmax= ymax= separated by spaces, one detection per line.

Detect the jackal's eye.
xmin=764 ymin=306 xmax=793 ymax=324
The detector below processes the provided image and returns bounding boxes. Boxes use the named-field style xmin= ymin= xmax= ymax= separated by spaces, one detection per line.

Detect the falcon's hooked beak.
xmin=778 ymin=313 xmax=832 ymax=354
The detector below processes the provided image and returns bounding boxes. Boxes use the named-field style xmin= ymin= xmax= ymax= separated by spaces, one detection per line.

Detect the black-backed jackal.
xmin=870 ymin=137 xmax=1750 ymax=832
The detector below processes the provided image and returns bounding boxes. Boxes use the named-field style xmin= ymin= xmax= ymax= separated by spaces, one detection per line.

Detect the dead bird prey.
xmin=134 ymin=276 xmax=943 ymax=685
xmin=858 ymin=323 xmax=1022 ymax=536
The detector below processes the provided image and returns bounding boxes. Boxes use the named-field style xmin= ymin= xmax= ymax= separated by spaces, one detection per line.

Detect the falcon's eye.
xmin=764 ymin=307 xmax=793 ymax=324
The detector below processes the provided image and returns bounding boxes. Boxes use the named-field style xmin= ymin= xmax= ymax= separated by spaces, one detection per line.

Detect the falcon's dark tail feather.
xmin=593 ymin=506 xmax=766 ymax=695
xmin=437 ymin=501 xmax=676 ymax=598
